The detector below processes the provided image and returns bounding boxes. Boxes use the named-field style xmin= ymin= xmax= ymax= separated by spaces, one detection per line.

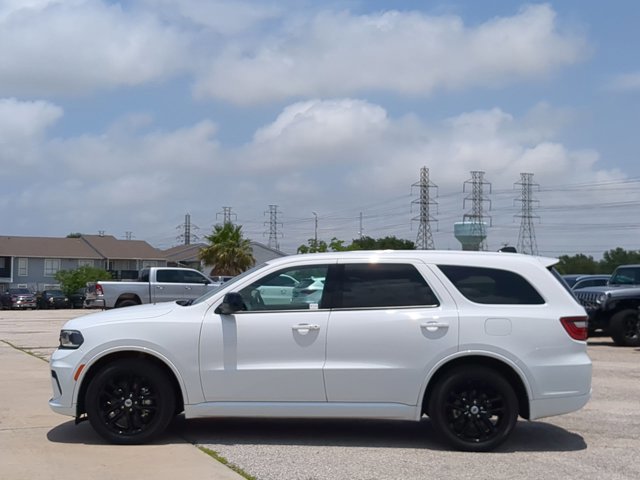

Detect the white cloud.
xmin=0 ymin=0 xmax=192 ymax=96
xmin=0 ymin=97 xmax=62 ymax=167
xmin=607 ymin=72 xmax=640 ymax=92
xmin=195 ymin=4 xmax=586 ymax=104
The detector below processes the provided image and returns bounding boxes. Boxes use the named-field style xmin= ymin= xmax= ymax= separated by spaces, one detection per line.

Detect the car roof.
xmin=264 ymin=250 xmax=558 ymax=268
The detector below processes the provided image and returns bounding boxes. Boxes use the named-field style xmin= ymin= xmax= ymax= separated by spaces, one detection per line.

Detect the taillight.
xmin=96 ymin=284 xmax=104 ymax=295
xmin=560 ymin=316 xmax=588 ymax=341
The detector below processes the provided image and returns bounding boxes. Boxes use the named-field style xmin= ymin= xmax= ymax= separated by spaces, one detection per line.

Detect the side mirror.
xmin=214 ymin=292 xmax=246 ymax=315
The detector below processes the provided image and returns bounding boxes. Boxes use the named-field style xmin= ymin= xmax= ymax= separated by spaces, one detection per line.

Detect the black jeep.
xmin=574 ymin=264 xmax=640 ymax=346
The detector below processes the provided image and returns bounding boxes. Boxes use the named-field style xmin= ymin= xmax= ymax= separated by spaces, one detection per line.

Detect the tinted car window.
xmin=182 ymin=270 xmax=209 ymax=284
xmin=438 ymin=265 xmax=544 ymax=305
xmin=338 ymin=263 xmax=438 ymax=309
xmin=156 ymin=270 xmax=178 ymax=283
xmin=239 ymin=265 xmax=330 ymax=311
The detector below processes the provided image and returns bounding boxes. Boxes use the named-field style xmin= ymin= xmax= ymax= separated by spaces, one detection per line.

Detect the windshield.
xmin=9 ymin=288 xmax=31 ymax=295
xmin=609 ymin=267 xmax=640 ymax=285
xmin=190 ymin=263 xmax=266 ymax=306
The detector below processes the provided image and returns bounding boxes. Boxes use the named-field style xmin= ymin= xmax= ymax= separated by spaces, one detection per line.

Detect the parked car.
xmin=69 ymin=288 xmax=87 ymax=309
xmin=209 ymin=275 xmax=234 ymax=287
xmin=571 ymin=275 xmax=610 ymax=290
xmin=37 ymin=290 xmax=71 ymax=309
xmin=0 ymin=288 xmax=37 ymax=309
xmin=256 ymin=273 xmax=299 ymax=304
xmin=85 ymin=267 xmax=217 ymax=309
xmin=573 ymin=264 xmax=640 ymax=346
xmin=291 ymin=276 xmax=325 ymax=305
xmin=50 ymin=250 xmax=591 ymax=452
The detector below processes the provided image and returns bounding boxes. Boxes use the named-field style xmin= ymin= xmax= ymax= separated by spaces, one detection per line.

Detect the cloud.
xmin=0 ymin=97 xmax=62 ymax=167
xmin=0 ymin=0 xmax=192 ymax=96
xmin=195 ymin=4 xmax=586 ymax=104
xmin=607 ymin=72 xmax=640 ymax=92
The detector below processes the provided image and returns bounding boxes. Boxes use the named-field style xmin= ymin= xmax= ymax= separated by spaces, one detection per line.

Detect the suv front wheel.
xmin=85 ymin=359 xmax=175 ymax=444
xmin=428 ymin=366 xmax=518 ymax=452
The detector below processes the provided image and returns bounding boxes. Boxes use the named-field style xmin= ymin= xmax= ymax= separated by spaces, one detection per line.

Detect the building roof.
xmin=0 ymin=236 xmax=103 ymax=259
xmin=0 ymin=235 xmax=165 ymax=261
xmin=163 ymin=243 xmax=206 ymax=263
xmin=81 ymin=235 xmax=166 ymax=260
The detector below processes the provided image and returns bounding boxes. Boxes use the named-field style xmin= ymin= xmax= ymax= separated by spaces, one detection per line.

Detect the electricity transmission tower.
xmin=463 ymin=171 xmax=492 ymax=251
xmin=217 ymin=207 xmax=236 ymax=225
xmin=515 ymin=172 xmax=540 ymax=255
xmin=124 ymin=231 xmax=134 ymax=241
xmin=411 ymin=166 xmax=438 ymax=250
xmin=176 ymin=213 xmax=199 ymax=245
xmin=264 ymin=205 xmax=283 ymax=250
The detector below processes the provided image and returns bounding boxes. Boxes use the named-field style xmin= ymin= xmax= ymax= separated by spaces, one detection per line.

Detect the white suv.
xmin=49 ymin=250 xmax=591 ymax=451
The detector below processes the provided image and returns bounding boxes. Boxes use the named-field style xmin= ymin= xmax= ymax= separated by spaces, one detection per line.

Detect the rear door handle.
xmin=421 ymin=321 xmax=449 ymax=332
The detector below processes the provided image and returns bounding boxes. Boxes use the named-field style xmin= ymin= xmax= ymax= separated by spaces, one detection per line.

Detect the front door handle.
xmin=421 ymin=321 xmax=449 ymax=332
xmin=292 ymin=323 xmax=320 ymax=333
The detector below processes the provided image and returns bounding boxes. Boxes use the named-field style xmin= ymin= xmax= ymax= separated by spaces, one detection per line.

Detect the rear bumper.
xmin=529 ymin=390 xmax=591 ymax=420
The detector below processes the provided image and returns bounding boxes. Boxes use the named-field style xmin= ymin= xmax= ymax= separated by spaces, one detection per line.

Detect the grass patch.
xmin=0 ymin=339 xmax=49 ymax=361
xmin=197 ymin=446 xmax=257 ymax=480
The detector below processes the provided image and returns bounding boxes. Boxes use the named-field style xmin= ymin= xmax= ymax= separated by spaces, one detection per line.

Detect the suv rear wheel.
xmin=428 ymin=366 xmax=518 ymax=452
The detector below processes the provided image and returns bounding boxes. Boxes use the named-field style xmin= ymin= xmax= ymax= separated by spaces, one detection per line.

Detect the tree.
xmin=555 ymin=254 xmax=599 ymax=275
xmin=297 ymin=235 xmax=416 ymax=253
xmin=55 ymin=265 xmax=112 ymax=296
xmin=599 ymin=247 xmax=640 ymax=274
xmin=350 ymin=236 xmax=416 ymax=250
xmin=199 ymin=224 xmax=255 ymax=276
xmin=297 ymin=239 xmax=329 ymax=254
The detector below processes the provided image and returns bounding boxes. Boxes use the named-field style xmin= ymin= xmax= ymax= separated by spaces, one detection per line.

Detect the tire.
xmin=428 ymin=366 xmax=518 ymax=452
xmin=85 ymin=359 xmax=175 ymax=445
xmin=609 ymin=309 xmax=640 ymax=347
xmin=116 ymin=299 xmax=139 ymax=308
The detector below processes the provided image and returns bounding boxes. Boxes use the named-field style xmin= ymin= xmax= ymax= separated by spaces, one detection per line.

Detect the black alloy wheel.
xmin=609 ymin=309 xmax=640 ymax=347
xmin=85 ymin=359 xmax=175 ymax=444
xmin=428 ymin=366 xmax=518 ymax=452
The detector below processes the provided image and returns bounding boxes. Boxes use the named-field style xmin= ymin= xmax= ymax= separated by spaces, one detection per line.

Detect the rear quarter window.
xmin=437 ymin=265 xmax=544 ymax=305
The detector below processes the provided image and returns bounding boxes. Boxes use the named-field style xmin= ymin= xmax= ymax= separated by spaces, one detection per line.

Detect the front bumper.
xmin=49 ymin=348 xmax=83 ymax=418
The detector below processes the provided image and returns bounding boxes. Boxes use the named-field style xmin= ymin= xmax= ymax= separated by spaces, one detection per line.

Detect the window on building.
xmin=44 ymin=259 xmax=61 ymax=277
xmin=18 ymin=258 xmax=28 ymax=276
xmin=78 ymin=259 xmax=94 ymax=268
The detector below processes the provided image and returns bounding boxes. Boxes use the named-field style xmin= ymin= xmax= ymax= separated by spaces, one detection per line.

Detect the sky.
xmin=1 ymin=0 xmax=640 ymax=257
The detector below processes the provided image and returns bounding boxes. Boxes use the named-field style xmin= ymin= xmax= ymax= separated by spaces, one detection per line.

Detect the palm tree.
xmin=199 ymin=223 xmax=255 ymax=276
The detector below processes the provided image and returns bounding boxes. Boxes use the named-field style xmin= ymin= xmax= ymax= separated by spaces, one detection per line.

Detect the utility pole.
xmin=515 ymin=173 xmax=540 ymax=255
xmin=463 ymin=170 xmax=492 ymax=251
xmin=312 ymin=212 xmax=318 ymax=245
xmin=217 ymin=207 xmax=236 ymax=226
xmin=264 ymin=205 xmax=283 ymax=250
xmin=411 ymin=166 xmax=438 ymax=249
xmin=176 ymin=213 xmax=199 ymax=245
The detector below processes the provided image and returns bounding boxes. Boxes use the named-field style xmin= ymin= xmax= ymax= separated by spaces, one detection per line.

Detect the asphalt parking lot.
xmin=1 ymin=309 xmax=639 ymax=480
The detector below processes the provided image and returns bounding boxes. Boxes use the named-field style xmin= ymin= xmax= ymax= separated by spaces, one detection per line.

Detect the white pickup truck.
xmin=85 ymin=267 xmax=218 ymax=309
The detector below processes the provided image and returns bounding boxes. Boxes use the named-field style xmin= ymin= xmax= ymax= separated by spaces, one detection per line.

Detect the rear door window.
xmin=334 ymin=263 xmax=439 ymax=309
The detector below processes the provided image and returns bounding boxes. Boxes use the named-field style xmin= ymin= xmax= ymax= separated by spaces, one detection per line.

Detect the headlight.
xmin=596 ymin=293 xmax=608 ymax=305
xmin=59 ymin=330 xmax=84 ymax=349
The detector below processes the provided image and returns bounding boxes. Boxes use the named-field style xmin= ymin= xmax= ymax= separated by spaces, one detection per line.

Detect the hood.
xmin=63 ymin=301 xmax=177 ymax=330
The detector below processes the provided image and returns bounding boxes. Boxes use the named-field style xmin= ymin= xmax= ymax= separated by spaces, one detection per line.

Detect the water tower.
xmin=454 ymin=221 xmax=487 ymax=251
xmin=456 ymin=171 xmax=492 ymax=251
